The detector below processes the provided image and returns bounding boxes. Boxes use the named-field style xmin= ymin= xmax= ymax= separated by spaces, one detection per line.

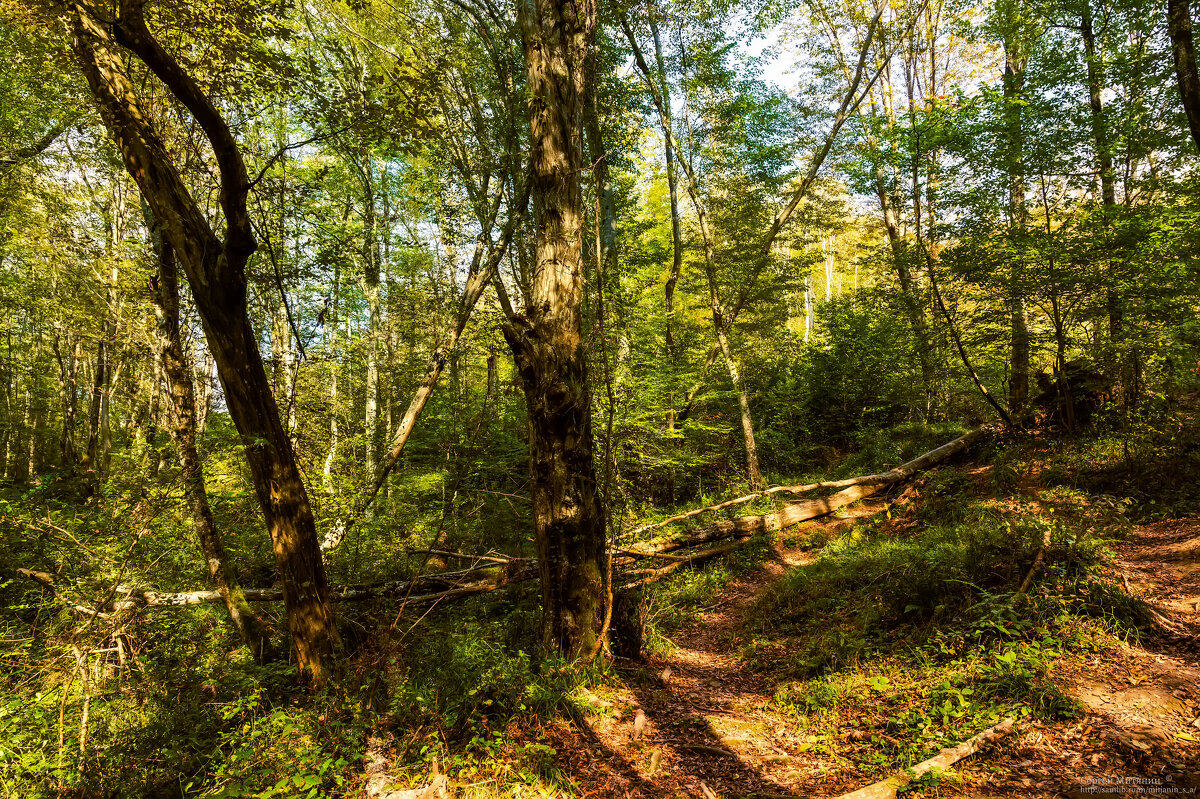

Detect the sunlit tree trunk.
xmin=1080 ymin=0 xmax=1121 ymax=341
xmin=27 ymin=389 xmax=39 ymax=482
xmin=194 ymin=349 xmax=214 ymax=436
xmin=1001 ymin=10 xmax=1031 ymax=415
xmin=323 ymin=266 xmax=340 ymax=496
xmin=651 ymin=17 xmax=684 ymax=366
xmin=68 ymin=2 xmax=339 ymax=680
xmin=358 ymin=151 xmax=382 ymax=491
xmin=508 ymin=0 xmax=606 ymax=656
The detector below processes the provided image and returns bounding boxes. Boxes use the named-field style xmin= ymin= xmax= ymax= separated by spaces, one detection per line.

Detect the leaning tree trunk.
xmin=873 ymin=162 xmax=934 ymax=409
xmin=508 ymin=0 xmax=606 ymax=657
xmin=1169 ymin=0 xmax=1200 ymax=151
xmin=622 ymin=15 xmax=764 ymax=490
xmin=150 ymin=224 xmax=268 ymax=655
xmin=67 ymin=0 xmax=339 ymax=680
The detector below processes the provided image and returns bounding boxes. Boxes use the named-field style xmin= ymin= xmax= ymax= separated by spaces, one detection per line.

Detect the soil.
xmin=547 ymin=504 xmax=1200 ymax=798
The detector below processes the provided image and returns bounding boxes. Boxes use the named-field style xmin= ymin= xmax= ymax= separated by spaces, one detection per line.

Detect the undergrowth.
xmin=737 ymin=440 xmax=1157 ymax=778
xmin=2 ymin=424 xmax=1192 ymax=796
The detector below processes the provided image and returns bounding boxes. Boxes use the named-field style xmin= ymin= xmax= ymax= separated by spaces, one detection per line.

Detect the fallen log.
xmin=20 ymin=429 xmax=984 ymax=616
xmin=17 ymin=562 xmax=538 ymax=611
xmin=618 ymin=538 xmax=752 ymax=590
xmin=630 ymin=427 xmax=987 ymax=551
xmin=626 ymin=476 xmax=904 ymax=538
xmin=17 ymin=569 xmax=112 ymax=618
xmin=835 ymin=717 xmax=1014 ymax=799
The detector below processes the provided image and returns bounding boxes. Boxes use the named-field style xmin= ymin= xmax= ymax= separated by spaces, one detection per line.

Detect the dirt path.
xmin=983 ymin=518 xmax=1200 ymax=798
xmin=552 ymin=509 xmax=1200 ymax=798
xmin=556 ymin=500 xmax=892 ymax=798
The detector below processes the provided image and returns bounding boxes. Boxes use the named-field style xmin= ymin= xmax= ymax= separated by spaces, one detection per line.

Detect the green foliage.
xmin=782 ymin=293 xmax=924 ymax=448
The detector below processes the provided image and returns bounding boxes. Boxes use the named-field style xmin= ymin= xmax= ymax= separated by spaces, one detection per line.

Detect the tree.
xmin=62 ymin=0 xmax=340 ymax=680
xmin=503 ymin=0 xmax=606 ymax=655
xmin=148 ymin=213 xmax=268 ymax=654
xmin=1169 ymin=0 xmax=1200 ymax=151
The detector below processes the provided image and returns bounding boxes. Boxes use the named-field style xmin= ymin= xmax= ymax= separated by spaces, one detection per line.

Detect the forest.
xmin=2 ymin=0 xmax=1200 ymax=794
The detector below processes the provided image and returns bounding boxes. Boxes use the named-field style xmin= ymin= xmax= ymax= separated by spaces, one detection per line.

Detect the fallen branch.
xmin=1017 ymin=525 xmax=1053 ymax=595
xmin=21 ymin=430 xmax=984 ymax=619
xmin=835 ymin=717 xmax=1015 ymax=799
xmin=16 ymin=562 xmax=537 ymax=611
xmin=633 ymin=428 xmax=988 ymax=549
xmin=17 ymin=569 xmax=112 ymax=619
xmin=618 ymin=538 xmax=751 ymax=590
xmin=628 ymin=428 xmax=988 ymax=545
xmin=628 ymin=477 xmax=902 ymax=538
xmin=406 ymin=549 xmax=515 ymax=565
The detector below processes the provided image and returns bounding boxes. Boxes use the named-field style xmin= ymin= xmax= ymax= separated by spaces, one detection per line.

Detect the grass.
xmin=725 ymin=438 xmax=1162 ymax=780
xmin=1 ymin=421 xmax=1192 ymax=796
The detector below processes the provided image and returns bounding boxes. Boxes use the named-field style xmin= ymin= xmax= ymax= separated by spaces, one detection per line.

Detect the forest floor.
xmin=541 ymin=474 xmax=1200 ymax=798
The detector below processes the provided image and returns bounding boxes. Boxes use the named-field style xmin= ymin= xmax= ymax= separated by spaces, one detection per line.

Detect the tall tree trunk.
xmin=69 ymin=1 xmax=339 ymax=680
xmin=194 ymin=348 xmax=213 ymax=436
xmin=508 ymin=0 xmax=606 ymax=656
xmin=146 ymin=354 xmax=162 ymax=478
xmin=359 ymin=152 xmax=382 ymax=490
xmin=339 ymin=178 xmax=529 ymax=538
xmin=27 ymin=389 xmax=39 ymax=483
xmin=486 ymin=351 xmax=498 ymax=402
xmin=874 ymin=170 xmax=934 ymax=406
xmin=82 ymin=335 xmax=105 ymax=472
xmin=651 ymin=18 xmax=684 ymax=362
xmin=1080 ymin=0 xmax=1121 ymax=341
xmin=1003 ymin=26 xmax=1030 ymax=415
xmin=269 ymin=299 xmax=297 ymax=445
xmin=1168 ymin=0 xmax=1200 ymax=151
xmin=323 ymin=267 xmax=340 ymax=496
xmin=53 ymin=334 xmax=79 ymax=471
xmin=150 ymin=222 xmax=268 ymax=655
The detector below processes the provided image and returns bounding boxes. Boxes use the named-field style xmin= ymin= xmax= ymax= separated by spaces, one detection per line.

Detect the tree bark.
xmin=358 ymin=151 xmax=382 ymax=491
xmin=1168 ymin=0 xmax=1200 ymax=151
xmin=67 ymin=0 xmax=339 ymax=680
xmin=650 ymin=17 xmax=684 ymax=362
xmin=149 ymin=221 xmax=268 ymax=655
xmin=1080 ymin=0 xmax=1122 ymax=346
xmin=1003 ymin=26 xmax=1030 ymax=415
xmin=509 ymin=0 xmax=606 ymax=656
